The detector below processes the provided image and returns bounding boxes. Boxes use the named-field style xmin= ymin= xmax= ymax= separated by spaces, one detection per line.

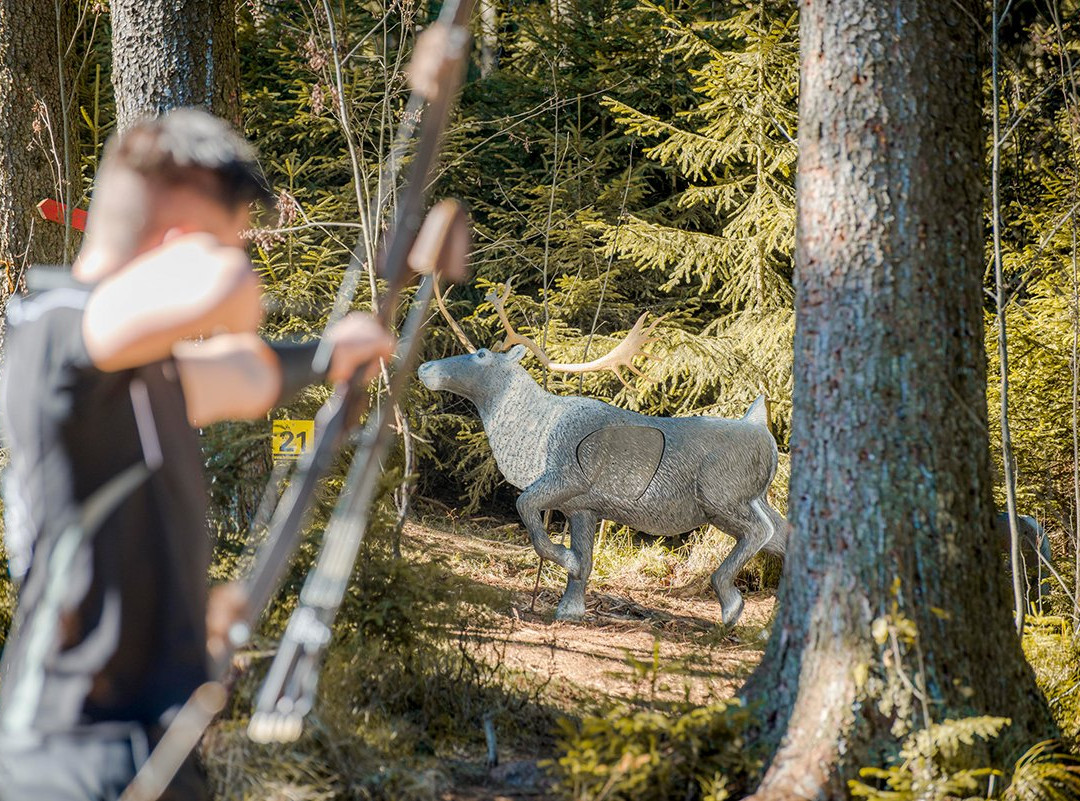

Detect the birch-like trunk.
xmin=479 ymin=0 xmax=498 ymax=77
xmin=743 ymin=2 xmax=1056 ymax=797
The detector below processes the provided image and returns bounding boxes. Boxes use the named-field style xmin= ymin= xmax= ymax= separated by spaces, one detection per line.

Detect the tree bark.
xmin=742 ymin=2 xmax=1056 ymax=798
xmin=211 ymin=0 xmax=242 ymax=125
xmin=479 ymin=0 xmax=498 ymax=77
xmin=111 ymin=0 xmax=241 ymax=130
xmin=0 ymin=0 xmax=75 ymax=285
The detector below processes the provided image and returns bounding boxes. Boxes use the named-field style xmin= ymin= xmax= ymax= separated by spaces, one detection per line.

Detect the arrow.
xmin=36 ymin=198 xmax=87 ymax=232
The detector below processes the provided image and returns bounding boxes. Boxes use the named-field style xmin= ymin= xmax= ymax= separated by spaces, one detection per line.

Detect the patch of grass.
xmin=592 ymin=525 xmax=680 ymax=590
xmin=412 ymin=506 xmax=784 ymax=609
xmin=591 ymin=524 xmax=782 ymax=600
xmin=1023 ymin=617 xmax=1080 ymax=748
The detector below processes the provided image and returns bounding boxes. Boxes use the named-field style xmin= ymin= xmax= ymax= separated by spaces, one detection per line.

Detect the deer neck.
xmin=474 ymin=369 xmax=564 ymax=489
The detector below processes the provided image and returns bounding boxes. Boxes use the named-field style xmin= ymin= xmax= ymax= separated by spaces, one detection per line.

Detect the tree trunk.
xmin=0 ymin=0 xmax=75 ymax=286
xmin=111 ymin=0 xmax=240 ymax=130
xmin=742 ymin=2 xmax=1056 ymax=798
xmin=211 ymin=0 xmax=242 ymax=125
xmin=479 ymin=0 xmax=498 ymax=77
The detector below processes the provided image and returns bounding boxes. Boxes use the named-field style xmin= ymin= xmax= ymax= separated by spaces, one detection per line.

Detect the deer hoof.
xmin=716 ymin=586 xmax=744 ymax=627
xmin=555 ymin=596 xmax=586 ymax=621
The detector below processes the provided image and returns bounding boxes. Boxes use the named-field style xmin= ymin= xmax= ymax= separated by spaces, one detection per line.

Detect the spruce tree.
xmin=597 ymin=0 xmax=799 ymax=437
xmin=745 ymin=3 xmax=1056 ymax=796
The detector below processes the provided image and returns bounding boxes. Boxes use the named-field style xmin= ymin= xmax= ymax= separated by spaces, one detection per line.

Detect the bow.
xmin=247 ymin=198 xmax=470 ymax=744
xmin=121 ymin=2 xmax=476 ymax=797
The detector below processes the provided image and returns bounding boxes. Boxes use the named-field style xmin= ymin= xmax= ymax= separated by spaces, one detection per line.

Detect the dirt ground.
xmin=397 ymin=517 xmax=775 ymax=800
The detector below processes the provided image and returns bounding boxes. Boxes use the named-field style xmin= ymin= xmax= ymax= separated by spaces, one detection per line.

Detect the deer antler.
xmin=485 ymin=278 xmax=552 ymax=362
xmin=485 ymin=278 xmax=662 ymax=388
xmin=433 ymin=274 xmax=477 ymax=353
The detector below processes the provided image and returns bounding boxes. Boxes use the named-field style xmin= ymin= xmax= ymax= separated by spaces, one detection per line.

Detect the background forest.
xmin=2 ymin=0 xmax=1080 ymax=799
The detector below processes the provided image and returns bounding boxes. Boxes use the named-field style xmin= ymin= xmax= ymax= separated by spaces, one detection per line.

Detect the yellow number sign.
xmin=272 ymin=419 xmax=315 ymax=461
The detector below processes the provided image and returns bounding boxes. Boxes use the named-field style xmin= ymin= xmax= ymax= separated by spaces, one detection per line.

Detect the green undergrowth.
xmin=849 ymin=718 xmax=1080 ymax=801
xmin=849 ymin=596 xmax=1080 ymax=801
xmin=554 ymin=701 xmax=765 ymax=801
xmin=547 ymin=580 xmax=1080 ymax=801
xmin=1023 ymin=617 xmax=1080 ymax=749
xmin=552 ymin=645 xmax=766 ymax=801
xmin=550 ymin=649 xmax=1080 ymax=801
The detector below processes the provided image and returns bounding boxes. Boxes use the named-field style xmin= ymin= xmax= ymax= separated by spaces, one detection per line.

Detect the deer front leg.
xmin=516 ymin=478 xmax=587 ymax=607
xmin=556 ymin=510 xmax=599 ymax=620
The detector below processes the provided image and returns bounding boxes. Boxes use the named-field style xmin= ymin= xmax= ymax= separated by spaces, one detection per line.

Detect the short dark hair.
xmin=105 ymin=108 xmax=273 ymax=209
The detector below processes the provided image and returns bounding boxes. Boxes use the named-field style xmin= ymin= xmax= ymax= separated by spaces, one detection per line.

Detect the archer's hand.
xmin=325 ymin=312 xmax=395 ymax=385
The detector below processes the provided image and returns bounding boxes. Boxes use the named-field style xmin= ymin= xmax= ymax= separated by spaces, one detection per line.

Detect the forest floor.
xmin=397 ymin=515 xmax=775 ymax=800
xmin=204 ymin=513 xmax=776 ymax=800
xmin=205 ymin=513 xmax=1079 ymax=800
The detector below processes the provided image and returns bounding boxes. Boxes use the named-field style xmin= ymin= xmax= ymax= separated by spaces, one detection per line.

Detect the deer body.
xmin=419 ymin=345 xmax=788 ymax=624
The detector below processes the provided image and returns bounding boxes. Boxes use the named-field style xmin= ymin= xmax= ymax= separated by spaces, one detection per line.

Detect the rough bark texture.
xmin=111 ymin=0 xmax=240 ymax=130
xmin=742 ymin=2 xmax=1056 ymax=798
xmin=211 ymin=0 xmax=241 ymax=125
xmin=0 ymin=0 xmax=74 ymax=284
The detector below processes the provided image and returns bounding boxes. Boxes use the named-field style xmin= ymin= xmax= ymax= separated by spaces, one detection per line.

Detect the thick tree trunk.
xmin=742 ymin=2 xmax=1056 ymax=798
xmin=0 ymin=0 xmax=75 ymax=285
xmin=111 ymin=0 xmax=240 ymax=130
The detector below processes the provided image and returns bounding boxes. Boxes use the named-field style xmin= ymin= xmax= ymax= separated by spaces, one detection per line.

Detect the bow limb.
xmin=239 ymin=0 xmax=477 ymax=626
xmin=314 ymin=0 xmax=477 ymax=372
xmin=249 ymin=200 xmax=472 ymax=744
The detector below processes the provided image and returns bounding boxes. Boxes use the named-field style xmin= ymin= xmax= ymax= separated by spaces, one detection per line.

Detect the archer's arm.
xmin=82 ymin=234 xmax=263 ymax=372
xmin=174 ymin=314 xmax=394 ymax=427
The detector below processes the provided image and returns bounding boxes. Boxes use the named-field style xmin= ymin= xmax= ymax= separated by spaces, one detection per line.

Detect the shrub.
xmin=553 ymin=696 xmax=764 ymax=801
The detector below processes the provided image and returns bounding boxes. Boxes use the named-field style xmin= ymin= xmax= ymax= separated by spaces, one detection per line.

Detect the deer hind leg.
xmin=707 ymin=499 xmax=773 ymax=626
xmin=759 ymin=498 xmax=789 ymax=558
xmin=554 ymin=510 xmax=599 ymax=621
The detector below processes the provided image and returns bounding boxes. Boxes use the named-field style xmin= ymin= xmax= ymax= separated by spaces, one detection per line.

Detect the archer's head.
xmin=74 ymin=108 xmax=273 ymax=281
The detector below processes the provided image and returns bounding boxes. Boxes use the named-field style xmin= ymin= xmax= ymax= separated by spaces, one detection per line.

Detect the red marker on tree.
xmin=36 ymin=198 xmax=87 ymax=232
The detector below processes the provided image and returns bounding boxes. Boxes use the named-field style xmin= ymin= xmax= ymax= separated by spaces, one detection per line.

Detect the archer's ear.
xmin=508 ymin=344 xmax=527 ymax=362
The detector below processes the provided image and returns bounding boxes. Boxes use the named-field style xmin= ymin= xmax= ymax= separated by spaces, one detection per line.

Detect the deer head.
xmin=417 ymin=343 xmax=531 ymax=404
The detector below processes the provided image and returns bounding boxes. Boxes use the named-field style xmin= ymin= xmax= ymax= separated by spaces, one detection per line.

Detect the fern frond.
xmin=900 ymin=717 xmax=1012 ymax=763
xmin=1004 ymin=741 xmax=1080 ymax=801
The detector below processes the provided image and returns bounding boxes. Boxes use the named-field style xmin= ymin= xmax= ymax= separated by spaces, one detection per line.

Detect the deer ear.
xmin=508 ymin=344 xmax=527 ymax=362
